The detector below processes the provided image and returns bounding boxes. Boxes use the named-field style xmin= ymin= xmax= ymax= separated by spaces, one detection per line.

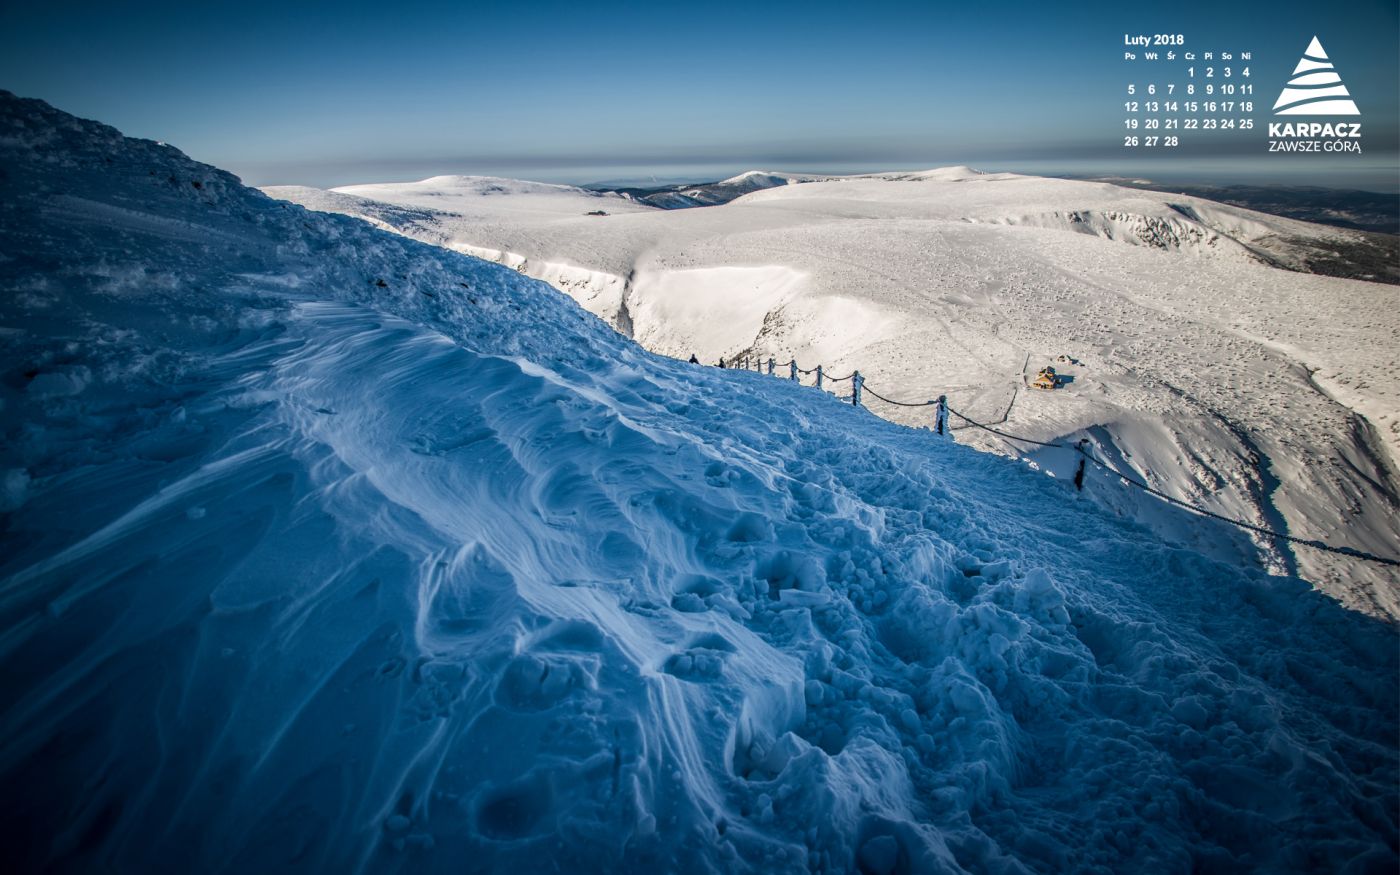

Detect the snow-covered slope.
xmin=3 ymin=93 xmax=1398 ymax=874
xmin=262 ymin=177 xmax=655 ymax=332
xmin=271 ymin=168 xmax=1400 ymax=619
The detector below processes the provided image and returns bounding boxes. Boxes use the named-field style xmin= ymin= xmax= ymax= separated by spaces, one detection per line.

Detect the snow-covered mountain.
xmin=603 ymin=171 xmax=823 ymax=209
xmin=3 ymin=92 xmax=1397 ymax=874
xmin=270 ymin=167 xmax=1400 ymax=619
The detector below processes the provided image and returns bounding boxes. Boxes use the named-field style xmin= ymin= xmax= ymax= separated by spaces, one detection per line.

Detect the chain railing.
xmin=712 ymin=353 xmax=1400 ymax=568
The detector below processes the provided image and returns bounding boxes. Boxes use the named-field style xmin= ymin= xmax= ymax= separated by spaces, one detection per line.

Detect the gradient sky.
xmin=2 ymin=0 xmax=1396 ymax=189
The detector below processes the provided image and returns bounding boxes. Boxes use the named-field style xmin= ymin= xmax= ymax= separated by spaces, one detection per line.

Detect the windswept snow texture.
xmin=3 ymin=94 xmax=1398 ymax=875
xmin=271 ymin=167 xmax=1400 ymax=620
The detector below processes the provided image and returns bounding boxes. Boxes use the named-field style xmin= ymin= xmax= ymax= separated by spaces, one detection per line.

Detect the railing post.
xmin=767 ymin=357 xmax=775 ymax=376
xmin=1074 ymin=439 xmax=1089 ymax=491
xmin=790 ymin=360 xmax=798 ymax=382
xmin=936 ymin=395 xmax=947 ymax=435
xmin=816 ymin=365 xmax=823 ymax=390
xmin=852 ymin=371 xmax=862 ymax=406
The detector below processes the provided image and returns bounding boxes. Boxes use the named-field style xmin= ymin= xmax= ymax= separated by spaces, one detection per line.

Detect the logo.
xmin=1273 ymin=36 xmax=1360 ymax=115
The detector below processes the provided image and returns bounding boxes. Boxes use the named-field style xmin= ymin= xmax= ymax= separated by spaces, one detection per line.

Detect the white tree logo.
xmin=1273 ymin=36 xmax=1360 ymax=116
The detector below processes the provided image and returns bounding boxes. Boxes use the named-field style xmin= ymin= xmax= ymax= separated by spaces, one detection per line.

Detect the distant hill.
xmin=1080 ymin=178 xmax=1399 ymax=235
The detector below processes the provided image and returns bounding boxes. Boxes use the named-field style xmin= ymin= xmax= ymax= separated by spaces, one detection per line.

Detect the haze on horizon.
xmin=1 ymin=0 xmax=1396 ymax=191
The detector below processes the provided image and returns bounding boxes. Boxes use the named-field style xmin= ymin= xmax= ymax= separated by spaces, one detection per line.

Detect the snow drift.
xmin=1 ymin=92 xmax=1397 ymax=874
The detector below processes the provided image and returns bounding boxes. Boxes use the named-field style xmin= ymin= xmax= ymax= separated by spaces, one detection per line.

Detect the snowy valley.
xmin=1 ymin=91 xmax=1397 ymax=875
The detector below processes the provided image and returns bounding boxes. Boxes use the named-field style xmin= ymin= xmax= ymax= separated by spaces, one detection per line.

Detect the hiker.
xmin=688 ymin=353 xmax=699 ymax=364
xmin=717 ymin=358 xmax=726 ymax=368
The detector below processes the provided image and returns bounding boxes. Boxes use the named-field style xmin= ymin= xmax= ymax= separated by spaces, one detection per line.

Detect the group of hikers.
xmin=688 ymin=353 xmax=728 ymax=368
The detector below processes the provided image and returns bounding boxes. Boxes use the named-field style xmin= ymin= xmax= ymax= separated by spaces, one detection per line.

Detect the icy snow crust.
xmin=2 ymin=93 xmax=1398 ymax=873
xmin=271 ymin=166 xmax=1400 ymax=620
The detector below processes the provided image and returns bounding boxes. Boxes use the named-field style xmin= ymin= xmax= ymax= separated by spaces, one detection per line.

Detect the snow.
xmin=712 ymin=171 xmax=808 ymax=192
xmin=330 ymin=175 xmax=659 ymax=218
xmin=629 ymin=266 xmax=809 ymax=362
xmin=0 ymin=468 xmax=29 ymax=512
xmin=641 ymin=171 xmax=823 ymax=208
xmin=271 ymin=165 xmax=1400 ymax=619
xmin=2 ymin=92 xmax=1398 ymax=874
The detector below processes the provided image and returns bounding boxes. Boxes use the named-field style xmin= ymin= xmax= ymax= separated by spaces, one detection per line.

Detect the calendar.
xmin=1122 ymin=35 xmax=1256 ymax=149
xmin=1122 ymin=33 xmax=1364 ymax=155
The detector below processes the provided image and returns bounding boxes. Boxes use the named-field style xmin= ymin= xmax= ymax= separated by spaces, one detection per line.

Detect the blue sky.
xmin=1 ymin=0 xmax=1396 ymax=189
